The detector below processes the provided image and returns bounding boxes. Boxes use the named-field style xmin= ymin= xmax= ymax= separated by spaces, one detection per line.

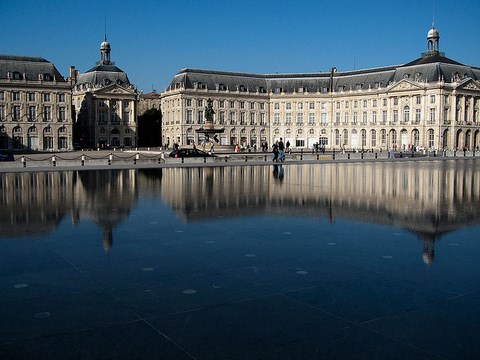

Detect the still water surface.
xmin=1 ymin=160 xmax=479 ymax=359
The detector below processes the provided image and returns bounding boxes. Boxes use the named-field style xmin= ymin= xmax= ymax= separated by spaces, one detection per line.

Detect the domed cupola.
xmin=427 ymin=23 xmax=440 ymax=54
xmin=100 ymin=35 xmax=111 ymax=65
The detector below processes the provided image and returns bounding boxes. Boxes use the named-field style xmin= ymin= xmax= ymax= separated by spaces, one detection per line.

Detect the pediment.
xmin=456 ymin=79 xmax=480 ymax=91
xmin=388 ymin=79 xmax=424 ymax=92
xmin=93 ymin=84 xmax=136 ymax=96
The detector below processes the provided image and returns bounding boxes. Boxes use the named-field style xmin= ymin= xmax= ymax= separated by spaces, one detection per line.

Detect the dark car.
xmin=0 ymin=152 xmax=14 ymax=162
xmin=169 ymin=148 xmax=216 ymax=158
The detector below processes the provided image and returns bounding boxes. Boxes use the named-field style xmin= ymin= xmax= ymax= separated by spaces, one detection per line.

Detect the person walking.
xmin=272 ymin=142 xmax=279 ymax=162
xmin=278 ymin=138 xmax=285 ymax=162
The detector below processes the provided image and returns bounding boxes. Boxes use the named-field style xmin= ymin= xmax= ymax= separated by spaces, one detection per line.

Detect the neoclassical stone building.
xmin=0 ymin=55 xmax=73 ymax=151
xmin=72 ymin=37 xmax=138 ymax=149
xmin=161 ymin=25 xmax=480 ymax=151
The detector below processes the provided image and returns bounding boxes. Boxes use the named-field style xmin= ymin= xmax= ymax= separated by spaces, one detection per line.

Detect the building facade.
xmin=0 ymin=55 xmax=73 ymax=151
xmin=161 ymin=26 xmax=480 ymax=151
xmin=72 ymin=37 xmax=138 ymax=149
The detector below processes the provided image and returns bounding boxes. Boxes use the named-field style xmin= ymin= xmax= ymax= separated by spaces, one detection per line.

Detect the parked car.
xmin=0 ymin=152 xmax=14 ymax=162
xmin=169 ymin=148 xmax=216 ymax=158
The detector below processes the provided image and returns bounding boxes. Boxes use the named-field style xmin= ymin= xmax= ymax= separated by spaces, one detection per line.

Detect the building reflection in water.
xmin=0 ymin=160 xmax=479 ymax=263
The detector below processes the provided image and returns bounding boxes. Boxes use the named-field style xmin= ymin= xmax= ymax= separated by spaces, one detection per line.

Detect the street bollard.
xmin=52 ymin=155 xmax=56 ymax=167
xmin=317 ymin=153 xmax=319 ymax=160
xmin=264 ymin=155 xmax=267 ymax=162
xmin=204 ymin=157 xmax=207 ymax=163
xmin=21 ymin=156 xmax=26 ymax=167
xmin=245 ymin=156 xmax=247 ymax=162
xmin=300 ymin=149 xmax=303 ymax=160
xmin=134 ymin=153 xmax=139 ymax=164
xmin=81 ymin=155 xmax=85 ymax=166
xmin=361 ymin=152 xmax=364 ymax=159
xmin=181 ymin=157 xmax=184 ymax=163
xmin=108 ymin=154 xmax=113 ymax=165
xmin=348 ymin=154 xmax=350 ymax=159
xmin=375 ymin=153 xmax=377 ymax=159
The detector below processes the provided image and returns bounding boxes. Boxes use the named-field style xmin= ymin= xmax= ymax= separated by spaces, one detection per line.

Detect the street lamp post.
xmin=330 ymin=67 xmax=337 ymax=151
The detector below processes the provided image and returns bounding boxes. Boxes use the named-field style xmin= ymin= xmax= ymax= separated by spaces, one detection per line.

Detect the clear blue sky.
xmin=1 ymin=0 xmax=479 ymax=93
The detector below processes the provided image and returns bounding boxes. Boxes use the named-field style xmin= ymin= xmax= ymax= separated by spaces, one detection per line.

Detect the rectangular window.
xmin=286 ymin=103 xmax=292 ymax=110
xmin=0 ymin=105 xmax=5 ymax=121
xmin=197 ymin=99 xmax=203 ymax=107
xmin=186 ymin=110 xmax=193 ymax=124
xmin=0 ymin=91 xmax=4 ymax=100
xmin=309 ymin=102 xmax=315 ymax=110
xmin=344 ymin=112 xmax=349 ymax=125
xmin=250 ymin=113 xmax=255 ymax=125
xmin=186 ymin=99 xmax=192 ymax=106
xmin=219 ymin=100 xmax=224 ymax=108
xmin=99 ymin=111 xmax=105 ymax=124
xmin=295 ymin=139 xmax=305 ymax=147
xmin=372 ymin=111 xmax=377 ymax=124
xmin=219 ymin=111 xmax=225 ymax=124
xmin=274 ymin=113 xmax=280 ymax=125
xmin=298 ymin=102 xmax=303 ymax=110
xmin=230 ymin=101 xmax=235 ymax=108
xmin=44 ymin=106 xmax=52 ymax=121
xmin=354 ymin=100 xmax=358 ymax=108
xmin=28 ymin=106 xmax=36 ymax=121
xmin=250 ymin=102 xmax=255 ymax=110
xmin=296 ymin=113 xmax=304 ymax=125
xmin=12 ymin=92 xmax=20 ymax=101
xmin=383 ymin=98 xmax=387 ymax=107
xmin=416 ymin=95 xmax=421 ymax=105
xmin=286 ymin=113 xmax=292 ymax=125
xmin=260 ymin=112 xmax=265 ymax=125
xmin=393 ymin=110 xmax=398 ymax=122
xmin=321 ymin=113 xmax=327 ymax=125
xmin=28 ymin=92 xmax=36 ymax=102
xmin=309 ymin=113 xmax=315 ymax=125
xmin=372 ymin=99 xmax=377 ymax=108
xmin=362 ymin=112 xmax=367 ymax=124
xmin=123 ymin=100 xmax=129 ymax=109
xmin=58 ymin=93 xmax=66 ymax=102
xmin=43 ymin=93 xmax=51 ymax=102
xmin=260 ymin=103 xmax=265 ymax=110
xmin=430 ymin=95 xmax=436 ymax=104
xmin=123 ymin=111 xmax=130 ymax=124
xmin=393 ymin=97 xmax=398 ymax=105
xmin=59 ymin=107 xmax=66 ymax=121
xmin=98 ymin=100 xmax=105 ymax=107
xmin=363 ymin=100 xmax=367 ymax=108
xmin=353 ymin=112 xmax=358 ymax=124
xmin=335 ymin=112 xmax=340 ymax=125
xmin=274 ymin=103 xmax=280 ymax=110
xmin=415 ymin=109 xmax=421 ymax=123
xmin=197 ymin=110 xmax=204 ymax=124
xmin=382 ymin=110 xmax=387 ymax=123
xmin=240 ymin=112 xmax=246 ymax=125
xmin=429 ymin=108 xmax=436 ymax=123
xmin=240 ymin=101 xmax=245 ymax=109
xmin=229 ymin=112 xmax=236 ymax=124
xmin=13 ymin=105 xmax=21 ymax=120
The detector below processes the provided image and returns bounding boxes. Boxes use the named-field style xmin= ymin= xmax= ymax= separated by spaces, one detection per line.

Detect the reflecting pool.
xmin=1 ymin=160 xmax=480 ymax=359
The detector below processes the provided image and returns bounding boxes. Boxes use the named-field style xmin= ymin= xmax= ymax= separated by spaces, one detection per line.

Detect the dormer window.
xmin=12 ymin=71 xmax=23 ymax=80
xmin=43 ymin=73 xmax=53 ymax=81
xmin=238 ymin=85 xmax=246 ymax=92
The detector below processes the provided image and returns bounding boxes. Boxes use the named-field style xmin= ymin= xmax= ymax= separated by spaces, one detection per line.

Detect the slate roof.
xmin=168 ymin=54 xmax=479 ymax=94
xmin=76 ymin=63 xmax=131 ymax=87
xmin=0 ymin=55 xmax=65 ymax=81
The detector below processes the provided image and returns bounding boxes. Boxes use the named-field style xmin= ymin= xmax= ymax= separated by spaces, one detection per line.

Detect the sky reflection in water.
xmin=0 ymin=160 xmax=479 ymax=359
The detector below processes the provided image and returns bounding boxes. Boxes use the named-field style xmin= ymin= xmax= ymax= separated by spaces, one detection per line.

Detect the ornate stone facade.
xmin=161 ymin=26 xmax=480 ymax=151
xmin=72 ymin=37 xmax=138 ymax=149
xmin=0 ymin=55 xmax=73 ymax=151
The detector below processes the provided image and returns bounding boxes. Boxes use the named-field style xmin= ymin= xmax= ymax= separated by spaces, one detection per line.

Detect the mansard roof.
xmin=0 ymin=54 xmax=65 ymax=81
xmin=76 ymin=63 xmax=131 ymax=87
xmin=168 ymin=55 xmax=479 ymax=95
